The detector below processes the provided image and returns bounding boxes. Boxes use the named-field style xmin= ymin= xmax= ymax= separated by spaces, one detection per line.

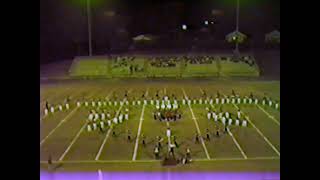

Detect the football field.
xmin=40 ymin=79 xmax=279 ymax=172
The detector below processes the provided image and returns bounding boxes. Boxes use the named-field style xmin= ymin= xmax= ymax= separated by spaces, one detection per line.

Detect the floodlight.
xmin=182 ymin=24 xmax=187 ymax=30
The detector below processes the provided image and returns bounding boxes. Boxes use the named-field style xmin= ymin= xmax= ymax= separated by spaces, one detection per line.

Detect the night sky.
xmin=40 ymin=0 xmax=279 ymax=64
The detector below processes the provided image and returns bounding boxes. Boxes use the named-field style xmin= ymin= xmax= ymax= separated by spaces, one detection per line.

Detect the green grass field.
xmin=40 ymin=80 xmax=279 ymax=172
xmin=69 ymin=57 xmax=259 ymax=78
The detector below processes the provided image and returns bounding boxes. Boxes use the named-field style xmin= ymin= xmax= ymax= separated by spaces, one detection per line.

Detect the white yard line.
xmin=256 ymin=105 xmax=280 ymax=126
xmin=40 ymin=106 xmax=79 ymax=146
xmin=40 ymin=90 xmax=100 ymax=146
xmin=40 ymin=156 xmax=279 ymax=164
xmin=227 ymin=128 xmax=247 ymax=159
xmin=132 ymin=88 xmax=149 ymax=161
xmin=182 ymin=88 xmax=211 ymax=160
xmin=58 ymin=123 xmax=87 ymax=161
xmin=57 ymin=89 xmax=115 ymax=161
xmin=95 ymin=89 xmax=129 ymax=160
xmin=232 ymin=103 xmax=280 ymax=156
xmin=98 ymin=169 xmax=103 ymax=180
xmin=211 ymin=93 xmax=247 ymax=159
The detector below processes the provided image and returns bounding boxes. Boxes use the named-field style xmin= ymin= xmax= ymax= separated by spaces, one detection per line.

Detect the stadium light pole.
xmin=235 ymin=0 xmax=240 ymax=53
xmin=87 ymin=0 xmax=93 ymax=56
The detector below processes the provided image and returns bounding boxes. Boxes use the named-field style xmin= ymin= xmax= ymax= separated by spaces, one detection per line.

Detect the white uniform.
xmin=242 ymin=121 xmax=247 ymax=127
xmin=44 ymin=108 xmax=48 ymax=115
xmin=156 ymin=100 xmax=159 ymax=105
xmin=249 ymin=98 xmax=252 ymax=104
xmin=173 ymin=104 xmax=178 ymax=109
xmin=107 ymin=113 xmax=111 ymax=119
xmin=226 ymin=98 xmax=230 ymax=104
xmin=107 ymin=120 xmax=111 ymax=126
xmin=101 ymin=113 xmax=105 ymax=120
xmin=125 ymin=101 xmax=129 ymax=105
xmin=50 ymin=107 xmax=54 ymax=113
xmin=94 ymin=113 xmax=99 ymax=121
xmin=65 ymin=103 xmax=70 ymax=110
xmin=212 ymin=112 xmax=216 ymax=119
xmin=207 ymin=112 xmax=211 ymax=120
xmin=132 ymin=101 xmax=136 ymax=106
xmin=156 ymin=105 xmax=160 ymax=110
xmin=103 ymin=102 xmax=107 ymax=106
xmin=100 ymin=121 xmax=104 ymax=129
xmin=269 ymin=100 xmax=272 ymax=107
xmin=85 ymin=101 xmax=88 ymax=106
xmin=193 ymin=99 xmax=196 ymax=104
xmin=144 ymin=100 xmax=147 ymax=105
xmin=221 ymin=98 xmax=225 ymax=104
xmin=255 ymin=99 xmax=258 ymax=104
xmin=92 ymin=101 xmax=96 ymax=107
xmin=235 ymin=120 xmax=240 ymax=126
xmin=188 ymin=100 xmax=191 ymax=105
xmin=98 ymin=101 xmax=102 ymax=106
xmin=205 ymin=100 xmax=208 ymax=104
xmin=214 ymin=115 xmax=218 ymax=122
xmin=120 ymin=101 xmax=124 ymax=106
xmin=216 ymin=98 xmax=219 ymax=104
xmin=225 ymin=112 xmax=229 ymax=118
xmin=150 ymin=100 xmax=154 ymax=105
xmin=77 ymin=101 xmax=81 ymax=107
xmin=232 ymin=98 xmax=235 ymax=104
xmin=243 ymin=98 xmax=247 ymax=104
xmin=228 ymin=119 xmax=232 ymax=125
xmin=138 ymin=100 xmax=141 ymax=105
xmin=93 ymin=123 xmax=97 ymax=130
xmin=275 ymin=103 xmax=279 ymax=109
xmin=161 ymin=104 xmax=165 ymax=109
xmin=58 ymin=105 xmax=63 ymax=111
xmin=219 ymin=113 xmax=222 ymax=119
xmin=209 ymin=99 xmax=213 ymax=104
xmin=199 ymin=99 xmax=202 ymax=104
xmin=166 ymin=129 xmax=171 ymax=137
xmin=167 ymin=104 xmax=172 ymax=109
xmin=88 ymin=113 xmax=94 ymax=121
xmin=114 ymin=101 xmax=118 ymax=106
xmin=113 ymin=117 xmax=118 ymax=124
xmin=262 ymin=100 xmax=266 ymax=105
xmin=87 ymin=124 xmax=92 ymax=132
xmin=237 ymin=111 xmax=241 ymax=119
xmin=119 ymin=114 xmax=123 ymax=122
xmin=125 ymin=113 xmax=129 ymax=120
xmin=237 ymin=98 xmax=241 ymax=104
xmin=222 ymin=117 xmax=226 ymax=125
xmin=108 ymin=101 xmax=112 ymax=106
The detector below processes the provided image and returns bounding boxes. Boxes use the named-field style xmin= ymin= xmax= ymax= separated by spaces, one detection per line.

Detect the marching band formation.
xmin=42 ymin=90 xmax=279 ymax=163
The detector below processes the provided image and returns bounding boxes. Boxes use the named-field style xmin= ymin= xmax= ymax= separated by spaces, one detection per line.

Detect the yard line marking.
xmin=58 ymin=123 xmax=87 ymax=161
xmin=232 ymin=103 xmax=280 ymax=156
xmin=212 ymin=93 xmax=247 ymax=159
xmin=227 ymin=128 xmax=247 ymax=159
xmin=194 ymin=156 xmax=280 ymax=162
xmin=95 ymin=89 xmax=128 ymax=161
xmin=98 ymin=169 xmax=103 ymax=180
xmin=54 ymin=88 xmax=115 ymax=161
xmin=182 ymin=88 xmax=211 ymax=160
xmin=40 ymin=107 xmax=79 ymax=146
xmin=256 ymin=105 xmax=280 ymax=126
xmin=40 ymin=156 xmax=279 ymax=164
xmin=40 ymin=89 xmax=109 ymax=146
xmin=132 ymin=88 xmax=149 ymax=161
